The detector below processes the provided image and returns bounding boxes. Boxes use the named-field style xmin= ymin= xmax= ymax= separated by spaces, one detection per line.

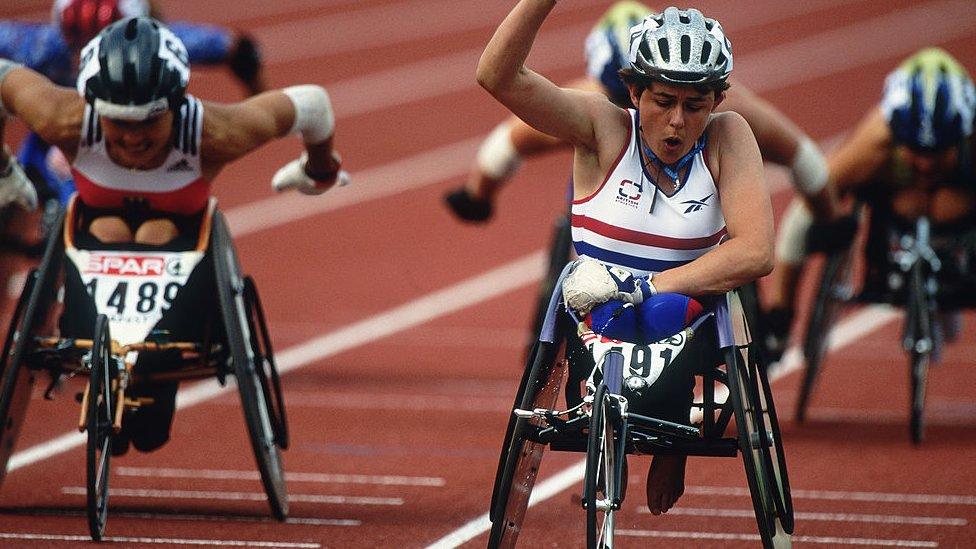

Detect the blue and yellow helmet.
xmin=585 ymin=1 xmax=653 ymax=105
xmin=881 ymin=48 xmax=975 ymax=151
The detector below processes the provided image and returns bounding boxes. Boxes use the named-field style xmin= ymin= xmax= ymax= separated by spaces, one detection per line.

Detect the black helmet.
xmin=77 ymin=16 xmax=190 ymax=120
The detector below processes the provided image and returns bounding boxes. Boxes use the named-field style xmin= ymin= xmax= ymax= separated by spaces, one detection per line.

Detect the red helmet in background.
xmin=53 ymin=0 xmax=150 ymax=49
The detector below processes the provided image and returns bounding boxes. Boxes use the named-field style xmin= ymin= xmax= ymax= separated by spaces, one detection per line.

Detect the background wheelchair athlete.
xmin=790 ymin=47 xmax=976 ymax=443
xmin=488 ymin=259 xmax=793 ymax=549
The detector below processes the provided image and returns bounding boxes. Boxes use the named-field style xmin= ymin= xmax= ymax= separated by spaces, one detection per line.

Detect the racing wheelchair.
xmin=489 ymin=264 xmax=794 ymax=548
xmin=0 ymin=197 xmax=289 ymax=540
xmin=797 ymin=209 xmax=975 ymax=444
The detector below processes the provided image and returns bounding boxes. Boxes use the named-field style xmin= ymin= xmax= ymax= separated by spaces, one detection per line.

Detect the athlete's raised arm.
xmin=476 ymin=0 xmax=621 ymax=152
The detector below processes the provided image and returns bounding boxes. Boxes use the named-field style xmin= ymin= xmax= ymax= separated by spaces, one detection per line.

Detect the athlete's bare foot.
xmin=646 ymin=454 xmax=687 ymax=515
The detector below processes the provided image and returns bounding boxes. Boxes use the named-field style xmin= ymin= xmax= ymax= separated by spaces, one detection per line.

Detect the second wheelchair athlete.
xmin=0 ymin=16 xmax=346 ymax=454
xmin=478 ymin=1 xmax=773 ymax=515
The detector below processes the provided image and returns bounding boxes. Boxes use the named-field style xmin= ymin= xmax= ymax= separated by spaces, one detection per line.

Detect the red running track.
xmin=0 ymin=0 xmax=975 ymax=547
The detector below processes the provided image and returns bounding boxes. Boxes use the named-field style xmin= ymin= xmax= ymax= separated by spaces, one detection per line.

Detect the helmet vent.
xmin=657 ymin=38 xmax=670 ymax=63
xmin=680 ymin=34 xmax=691 ymax=63
xmin=124 ymin=17 xmax=139 ymax=39
xmin=700 ymin=41 xmax=712 ymax=64
xmin=679 ymin=13 xmax=690 ymax=24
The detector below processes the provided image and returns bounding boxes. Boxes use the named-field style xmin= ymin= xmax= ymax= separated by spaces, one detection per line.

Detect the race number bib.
xmin=66 ymin=249 xmax=205 ymax=346
xmin=581 ymin=329 xmax=689 ymax=388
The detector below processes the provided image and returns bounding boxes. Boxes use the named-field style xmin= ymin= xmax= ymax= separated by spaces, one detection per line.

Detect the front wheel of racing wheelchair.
xmin=488 ymin=269 xmax=793 ymax=549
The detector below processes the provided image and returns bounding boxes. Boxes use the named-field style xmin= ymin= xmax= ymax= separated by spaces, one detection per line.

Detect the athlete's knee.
xmin=89 ymin=216 xmax=133 ymax=244
xmin=134 ymin=218 xmax=178 ymax=246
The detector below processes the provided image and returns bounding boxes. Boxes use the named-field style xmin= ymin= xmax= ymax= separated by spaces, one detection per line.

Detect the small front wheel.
xmin=585 ymin=383 xmax=619 ymax=549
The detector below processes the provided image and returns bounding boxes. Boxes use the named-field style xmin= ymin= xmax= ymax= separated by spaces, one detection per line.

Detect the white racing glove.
xmin=271 ymin=152 xmax=350 ymax=195
xmin=0 ymin=156 xmax=39 ymax=211
xmin=562 ymin=259 xmax=620 ymax=315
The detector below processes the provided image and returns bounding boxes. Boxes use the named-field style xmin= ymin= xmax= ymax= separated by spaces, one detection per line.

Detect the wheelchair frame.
xmin=488 ymin=267 xmax=794 ymax=549
xmin=798 ymin=215 xmax=950 ymax=444
xmin=0 ymin=197 xmax=289 ymax=540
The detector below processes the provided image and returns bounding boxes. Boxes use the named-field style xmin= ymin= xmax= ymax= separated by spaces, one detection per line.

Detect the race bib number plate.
xmin=580 ymin=329 xmax=689 ymax=388
xmin=66 ymin=248 xmax=205 ymax=346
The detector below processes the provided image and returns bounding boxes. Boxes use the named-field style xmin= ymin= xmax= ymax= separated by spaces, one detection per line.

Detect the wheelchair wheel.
xmin=797 ymin=249 xmax=849 ymax=422
xmin=87 ymin=314 xmax=117 ymax=541
xmin=0 ymin=211 xmax=65 ymax=489
xmin=488 ymin=339 xmax=566 ymax=549
xmin=211 ymin=212 xmax=288 ymax=521
xmin=243 ymin=277 xmax=288 ymax=450
xmin=754 ymin=347 xmax=794 ymax=534
xmin=907 ymin=262 xmax=932 ymax=445
xmin=726 ymin=347 xmax=792 ymax=549
xmin=584 ymin=383 xmax=620 ymax=549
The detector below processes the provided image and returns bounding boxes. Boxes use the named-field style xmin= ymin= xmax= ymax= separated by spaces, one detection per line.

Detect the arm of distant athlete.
xmin=827 ymin=106 xmax=891 ymax=194
xmin=201 ymin=85 xmax=345 ymax=194
xmin=652 ymin=113 xmax=775 ymax=295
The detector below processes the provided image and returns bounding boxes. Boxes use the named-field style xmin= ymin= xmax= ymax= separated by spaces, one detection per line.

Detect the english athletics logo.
xmin=615 ymin=179 xmax=642 ymax=208
xmin=681 ymin=193 xmax=713 ymax=214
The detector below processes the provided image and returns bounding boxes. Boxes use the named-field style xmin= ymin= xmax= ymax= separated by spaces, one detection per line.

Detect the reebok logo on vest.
xmin=681 ymin=193 xmax=713 ymax=214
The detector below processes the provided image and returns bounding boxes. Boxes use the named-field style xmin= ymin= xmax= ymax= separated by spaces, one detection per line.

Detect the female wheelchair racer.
xmin=488 ymin=259 xmax=794 ymax=549
xmin=0 ymin=196 xmax=288 ymax=541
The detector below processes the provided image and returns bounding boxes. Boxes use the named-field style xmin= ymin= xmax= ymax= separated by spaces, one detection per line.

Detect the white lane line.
xmin=60 ymin=487 xmax=402 ymax=506
xmin=423 ymin=304 xmax=900 ymax=548
xmin=685 ymin=485 xmax=976 ymax=506
xmin=742 ymin=0 xmax=976 ymax=94
xmin=638 ymin=507 xmax=967 ymax=526
xmin=6 ymin=251 xmax=545 ymax=473
xmin=617 ymin=529 xmax=938 ymax=548
xmin=117 ymin=466 xmax=445 ymax=487
xmin=17 ymin=507 xmax=360 ymax=526
xmin=220 ymin=392 xmax=513 ymax=413
xmin=0 ymin=532 xmax=320 ymax=547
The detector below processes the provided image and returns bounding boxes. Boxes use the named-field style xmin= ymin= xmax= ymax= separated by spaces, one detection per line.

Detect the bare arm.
xmin=201 ymin=90 xmax=338 ymax=179
xmin=476 ymin=0 xmax=619 ymax=151
xmin=828 ymin=106 xmax=890 ymax=195
xmin=0 ymin=66 xmax=84 ymax=158
xmin=653 ymin=113 xmax=775 ymax=295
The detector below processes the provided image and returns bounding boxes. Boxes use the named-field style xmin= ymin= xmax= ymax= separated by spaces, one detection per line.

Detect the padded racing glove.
xmin=444 ymin=186 xmax=492 ymax=222
xmin=272 ymin=152 xmax=350 ymax=195
xmin=0 ymin=155 xmax=38 ymax=211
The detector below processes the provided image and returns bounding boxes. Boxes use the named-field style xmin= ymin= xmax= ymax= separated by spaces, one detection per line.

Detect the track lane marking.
xmin=685 ymin=485 xmax=976 ymax=506
xmin=117 ymin=466 xmax=445 ymax=487
xmin=638 ymin=507 xmax=967 ymax=526
xmin=60 ymin=487 xmax=402 ymax=506
xmin=12 ymin=508 xmax=360 ymax=526
xmin=617 ymin=529 xmax=937 ymax=548
xmin=0 ymin=532 xmax=320 ymax=547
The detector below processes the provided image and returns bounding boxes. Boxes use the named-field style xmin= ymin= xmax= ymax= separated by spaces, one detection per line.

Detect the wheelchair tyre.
xmin=488 ymin=339 xmax=566 ymax=548
xmin=87 ymin=314 xmax=116 ymax=541
xmin=797 ymin=250 xmax=848 ymax=422
xmin=584 ymin=383 xmax=619 ymax=549
xmin=907 ymin=262 xmax=931 ymax=445
xmin=243 ymin=276 xmax=288 ymax=450
xmin=726 ymin=347 xmax=791 ymax=549
xmin=0 ymin=211 xmax=65 ymax=489
xmin=212 ymin=213 xmax=288 ymax=521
